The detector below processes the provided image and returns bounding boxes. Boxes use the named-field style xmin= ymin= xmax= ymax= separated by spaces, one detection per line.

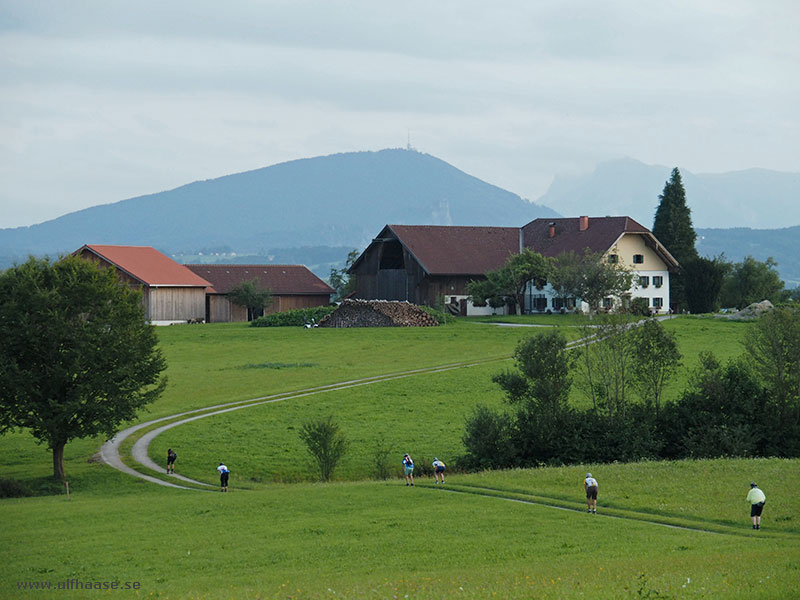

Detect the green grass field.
xmin=4 ymin=315 xmax=799 ymax=599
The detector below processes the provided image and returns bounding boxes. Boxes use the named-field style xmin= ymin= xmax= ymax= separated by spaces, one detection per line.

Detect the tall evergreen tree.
xmin=652 ymin=167 xmax=698 ymax=311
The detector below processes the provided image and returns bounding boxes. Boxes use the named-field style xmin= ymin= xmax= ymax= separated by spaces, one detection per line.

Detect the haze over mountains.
xmin=0 ymin=149 xmax=797 ymax=285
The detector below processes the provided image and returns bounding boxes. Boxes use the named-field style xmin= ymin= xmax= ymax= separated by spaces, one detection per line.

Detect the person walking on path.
xmin=747 ymin=482 xmax=766 ymax=529
xmin=432 ymin=457 xmax=446 ymax=484
xmin=166 ymin=448 xmax=177 ymax=474
xmin=402 ymin=453 xmax=415 ymax=486
xmin=217 ymin=462 xmax=230 ymax=492
xmin=584 ymin=473 xmax=598 ymax=513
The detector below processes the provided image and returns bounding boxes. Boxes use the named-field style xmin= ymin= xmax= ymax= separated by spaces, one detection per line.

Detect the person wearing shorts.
xmin=166 ymin=448 xmax=177 ymax=474
xmin=584 ymin=473 xmax=598 ymax=513
xmin=217 ymin=462 xmax=230 ymax=492
xmin=432 ymin=458 xmax=446 ymax=484
xmin=746 ymin=482 xmax=766 ymax=529
xmin=402 ymin=453 xmax=414 ymax=486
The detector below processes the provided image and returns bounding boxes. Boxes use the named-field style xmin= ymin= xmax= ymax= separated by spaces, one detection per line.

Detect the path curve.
xmin=102 ymin=358 xmax=508 ymax=488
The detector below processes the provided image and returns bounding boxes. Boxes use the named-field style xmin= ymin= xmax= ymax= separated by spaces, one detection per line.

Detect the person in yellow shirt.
xmin=746 ymin=482 xmax=766 ymax=529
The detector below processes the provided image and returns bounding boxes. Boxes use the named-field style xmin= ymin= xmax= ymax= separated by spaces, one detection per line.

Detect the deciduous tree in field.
xmin=0 ymin=256 xmax=167 ymax=481
xmin=467 ymin=248 xmax=551 ymax=315
xmin=227 ymin=278 xmax=273 ymax=321
xmin=629 ymin=318 xmax=682 ymax=418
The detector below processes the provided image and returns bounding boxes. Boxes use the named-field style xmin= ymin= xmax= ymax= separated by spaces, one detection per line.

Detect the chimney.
xmin=548 ymin=222 xmax=556 ymax=238
xmin=579 ymin=216 xmax=589 ymax=231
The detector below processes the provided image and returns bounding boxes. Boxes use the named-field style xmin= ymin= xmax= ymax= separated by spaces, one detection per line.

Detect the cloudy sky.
xmin=1 ymin=1 xmax=798 ymax=229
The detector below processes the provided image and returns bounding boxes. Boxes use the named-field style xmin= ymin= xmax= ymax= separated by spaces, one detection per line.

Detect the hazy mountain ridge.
xmin=0 ymin=149 xmax=557 ymax=272
xmin=538 ymin=158 xmax=800 ymax=230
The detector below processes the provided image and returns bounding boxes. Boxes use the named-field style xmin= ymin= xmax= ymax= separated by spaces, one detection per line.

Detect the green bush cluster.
xmin=0 ymin=477 xmax=34 ymax=498
xmin=250 ymin=306 xmax=335 ymax=327
xmin=419 ymin=305 xmax=455 ymax=324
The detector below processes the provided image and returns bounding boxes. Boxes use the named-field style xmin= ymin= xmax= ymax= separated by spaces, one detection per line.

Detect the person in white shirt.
xmin=584 ymin=473 xmax=598 ymax=513
xmin=746 ymin=482 xmax=766 ymax=529
xmin=432 ymin=458 xmax=446 ymax=484
xmin=217 ymin=462 xmax=230 ymax=492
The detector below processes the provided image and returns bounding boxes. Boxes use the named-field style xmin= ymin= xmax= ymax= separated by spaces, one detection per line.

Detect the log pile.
xmin=318 ymin=299 xmax=439 ymax=328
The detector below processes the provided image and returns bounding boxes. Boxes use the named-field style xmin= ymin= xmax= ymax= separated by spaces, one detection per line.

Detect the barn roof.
xmin=76 ymin=244 xmax=212 ymax=287
xmin=522 ymin=217 xmax=678 ymax=267
xmin=184 ymin=264 xmax=334 ymax=295
xmin=382 ymin=224 xmax=521 ymax=275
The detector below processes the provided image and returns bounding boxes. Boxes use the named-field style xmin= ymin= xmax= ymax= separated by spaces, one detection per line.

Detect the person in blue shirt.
xmin=432 ymin=458 xmax=446 ymax=484
xmin=402 ymin=453 xmax=414 ymax=486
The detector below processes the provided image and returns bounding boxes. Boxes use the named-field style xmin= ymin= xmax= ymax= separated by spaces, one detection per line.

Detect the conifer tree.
xmin=652 ymin=167 xmax=698 ymax=311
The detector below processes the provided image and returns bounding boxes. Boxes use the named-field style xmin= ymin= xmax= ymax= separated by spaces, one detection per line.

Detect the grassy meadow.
xmin=3 ymin=314 xmax=800 ymax=599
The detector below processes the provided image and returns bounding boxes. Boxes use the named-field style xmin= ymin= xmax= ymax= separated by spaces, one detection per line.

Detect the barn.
xmin=348 ymin=224 xmax=521 ymax=315
xmin=75 ymin=244 xmax=212 ymax=324
xmin=185 ymin=264 xmax=334 ymax=322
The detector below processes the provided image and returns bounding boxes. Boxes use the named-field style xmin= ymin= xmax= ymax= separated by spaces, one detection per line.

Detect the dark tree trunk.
xmin=52 ymin=441 xmax=66 ymax=481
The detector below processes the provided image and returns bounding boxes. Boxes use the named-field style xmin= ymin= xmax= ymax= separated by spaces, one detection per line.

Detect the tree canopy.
xmin=551 ymin=249 xmax=633 ymax=313
xmin=0 ymin=256 xmax=167 ymax=480
xmin=467 ymin=248 xmax=551 ymax=314
xmin=329 ymin=249 xmax=360 ymax=302
xmin=227 ymin=278 xmax=273 ymax=321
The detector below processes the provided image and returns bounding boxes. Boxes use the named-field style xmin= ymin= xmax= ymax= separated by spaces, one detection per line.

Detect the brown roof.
xmin=384 ymin=224 xmax=521 ymax=275
xmin=522 ymin=217 xmax=678 ymax=267
xmin=184 ymin=264 xmax=334 ymax=296
xmin=76 ymin=244 xmax=212 ymax=287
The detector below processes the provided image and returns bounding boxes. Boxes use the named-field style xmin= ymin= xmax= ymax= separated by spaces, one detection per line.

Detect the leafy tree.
xmin=496 ymin=330 xmax=574 ymax=413
xmin=719 ymin=256 xmax=784 ymax=309
xmin=329 ymin=249 xmax=360 ymax=302
xmin=683 ymin=255 xmax=729 ymax=314
xmin=227 ymin=278 xmax=273 ymax=321
xmin=743 ymin=307 xmax=800 ymax=425
xmin=652 ymin=167 xmax=698 ymax=310
xmin=548 ymin=249 xmax=633 ymax=315
xmin=467 ymin=248 xmax=551 ymax=314
xmin=0 ymin=256 xmax=167 ymax=481
xmin=576 ymin=314 xmax=634 ymax=419
xmin=629 ymin=319 xmax=682 ymax=418
xmin=298 ymin=415 xmax=349 ymax=482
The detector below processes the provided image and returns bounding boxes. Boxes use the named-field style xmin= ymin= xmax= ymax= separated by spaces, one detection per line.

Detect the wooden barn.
xmin=75 ymin=244 xmax=212 ymax=324
xmin=185 ymin=264 xmax=334 ymax=322
xmin=348 ymin=224 xmax=521 ymax=315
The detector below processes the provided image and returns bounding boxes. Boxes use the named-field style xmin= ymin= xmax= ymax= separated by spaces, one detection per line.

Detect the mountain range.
xmin=0 ymin=149 xmax=797 ymax=286
xmin=539 ymin=157 xmax=800 ymax=230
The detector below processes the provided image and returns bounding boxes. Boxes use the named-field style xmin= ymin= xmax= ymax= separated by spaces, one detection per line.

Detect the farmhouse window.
xmin=608 ymin=254 xmax=618 ymax=264
xmin=639 ymin=276 xmax=650 ymax=288
xmin=553 ymin=297 xmax=576 ymax=311
xmin=653 ymin=276 xmax=663 ymax=288
xmin=653 ymin=297 xmax=663 ymax=308
xmin=633 ymin=254 xmax=644 ymax=264
xmin=602 ymin=297 xmax=613 ymax=309
xmin=532 ymin=294 xmax=548 ymax=312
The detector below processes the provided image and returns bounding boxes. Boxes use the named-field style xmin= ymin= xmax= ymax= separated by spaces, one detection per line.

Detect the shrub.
xmin=298 ymin=415 xmax=349 ymax=482
xmin=251 ymin=306 xmax=335 ymax=327
xmin=419 ymin=305 xmax=454 ymax=324
xmin=0 ymin=478 xmax=34 ymax=498
xmin=629 ymin=297 xmax=650 ymax=316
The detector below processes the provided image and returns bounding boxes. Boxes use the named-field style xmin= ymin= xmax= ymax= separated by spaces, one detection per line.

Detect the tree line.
xmin=461 ymin=309 xmax=800 ymax=469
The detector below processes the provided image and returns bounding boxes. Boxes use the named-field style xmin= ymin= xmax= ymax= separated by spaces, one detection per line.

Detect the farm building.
xmin=185 ymin=264 xmax=334 ymax=322
xmin=349 ymin=217 xmax=678 ymax=315
xmin=74 ymin=244 xmax=212 ymax=325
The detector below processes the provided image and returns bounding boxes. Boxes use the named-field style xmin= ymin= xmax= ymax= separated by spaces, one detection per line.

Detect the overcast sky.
xmin=1 ymin=1 xmax=798 ymax=229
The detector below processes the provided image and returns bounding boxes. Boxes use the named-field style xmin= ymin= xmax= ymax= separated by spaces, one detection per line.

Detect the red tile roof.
xmin=184 ymin=264 xmax=334 ymax=295
xmin=76 ymin=245 xmax=212 ymax=287
xmin=522 ymin=217 xmax=649 ymax=257
xmin=384 ymin=224 xmax=521 ymax=275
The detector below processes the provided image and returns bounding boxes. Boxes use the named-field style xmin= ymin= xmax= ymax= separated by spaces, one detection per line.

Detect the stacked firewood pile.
xmin=318 ymin=299 xmax=439 ymax=328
